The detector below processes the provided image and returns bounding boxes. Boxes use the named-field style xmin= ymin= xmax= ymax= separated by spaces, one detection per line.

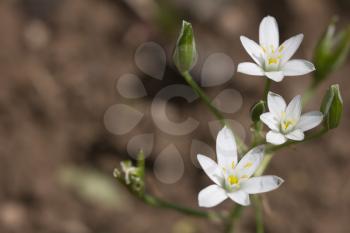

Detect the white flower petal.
xmin=265 ymin=71 xmax=284 ymax=82
xmin=235 ymin=145 xmax=265 ymax=178
xmin=266 ymin=131 xmax=287 ymax=145
xmin=296 ymin=111 xmax=324 ymax=132
xmin=237 ymin=62 xmax=264 ymax=76
xmin=240 ymin=176 xmax=284 ymax=194
xmin=279 ymin=34 xmax=304 ymax=64
xmin=260 ymin=112 xmax=279 ymax=131
xmin=227 ymin=190 xmax=250 ymax=206
xmin=197 ymin=154 xmax=223 ymax=185
xmin=267 ymin=91 xmax=286 ymax=119
xmin=285 ymin=129 xmax=304 ymax=141
xmin=216 ymin=127 xmax=237 ymax=169
xmin=286 ymin=95 xmax=302 ymax=121
xmin=198 ymin=185 xmax=227 ymax=207
xmin=259 ymin=16 xmax=279 ymax=49
xmin=240 ymin=36 xmax=264 ymax=66
xmin=282 ymin=59 xmax=315 ymax=76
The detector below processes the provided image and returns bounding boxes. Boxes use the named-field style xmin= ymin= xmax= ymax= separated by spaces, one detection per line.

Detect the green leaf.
xmin=173 ymin=20 xmax=197 ymax=73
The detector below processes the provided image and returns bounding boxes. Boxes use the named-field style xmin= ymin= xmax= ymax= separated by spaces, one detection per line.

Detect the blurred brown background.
xmin=0 ymin=0 xmax=349 ymax=232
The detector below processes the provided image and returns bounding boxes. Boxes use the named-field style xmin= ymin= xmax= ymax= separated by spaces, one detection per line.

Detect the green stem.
xmin=267 ymin=128 xmax=327 ymax=154
xmin=252 ymin=195 xmax=264 ymax=233
xmin=182 ymin=71 xmax=226 ymax=125
xmin=181 ymin=71 xmax=247 ymax=153
xmin=254 ymin=128 xmax=327 ymax=178
xmin=263 ymin=79 xmax=271 ymax=102
xmin=223 ymin=205 xmax=244 ymax=233
xmin=116 ymin=177 xmax=220 ymax=220
xmin=142 ymin=194 xmax=220 ymax=219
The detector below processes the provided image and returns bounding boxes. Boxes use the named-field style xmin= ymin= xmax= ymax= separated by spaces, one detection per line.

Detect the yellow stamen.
xmin=268 ymin=57 xmax=278 ymax=64
xmin=283 ymin=119 xmax=295 ymax=130
xmin=228 ymin=175 xmax=239 ymax=185
xmin=231 ymin=161 xmax=235 ymax=169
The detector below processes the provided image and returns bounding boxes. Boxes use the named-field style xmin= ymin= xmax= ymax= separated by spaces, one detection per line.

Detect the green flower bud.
xmin=313 ymin=18 xmax=350 ymax=85
xmin=320 ymin=84 xmax=343 ymax=129
xmin=250 ymin=100 xmax=266 ymax=123
xmin=173 ymin=20 xmax=197 ymax=73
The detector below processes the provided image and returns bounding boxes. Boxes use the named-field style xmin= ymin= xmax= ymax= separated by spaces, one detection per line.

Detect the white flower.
xmin=261 ymin=92 xmax=324 ymax=145
xmin=237 ymin=15 xmax=315 ymax=82
xmin=197 ymin=127 xmax=284 ymax=207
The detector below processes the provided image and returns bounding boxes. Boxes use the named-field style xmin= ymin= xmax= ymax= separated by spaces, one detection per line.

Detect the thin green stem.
xmin=116 ymin=178 xmax=221 ymax=220
xmin=267 ymin=128 xmax=327 ymax=154
xmin=182 ymin=71 xmax=226 ymax=125
xmin=254 ymin=128 xmax=327 ymax=178
xmin=263 ymin=79 xmax=271 ymax=102
xmin=252 ymin=195 xmax=264 ymax=233
xmin=224 ymin=205 xmax=244 ymax=233
xmin=181 ymin=71 xmax=247 ymax=153
xmin=142 ymin=194 xmax=219 ymax=219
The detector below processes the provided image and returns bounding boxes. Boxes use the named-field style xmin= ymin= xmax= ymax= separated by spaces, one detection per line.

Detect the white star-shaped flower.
xmin=197 ymin=127 xmax=284 ymax=207
xmin=261 ymin=92 xmax=324 ymax=145
xmin=237 ymin=15 xmax=315 ymax=82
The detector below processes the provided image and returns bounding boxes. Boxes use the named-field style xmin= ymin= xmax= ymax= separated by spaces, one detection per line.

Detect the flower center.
xmin=261 ymin=44 xmax=284 ymax=71
xmin=281 ymin=119 xmax=295 ymax=133
xmin=228 ymin=175 xmax=239 ymax=185
xmin=268 ymin=57 xmax=278 ymax=64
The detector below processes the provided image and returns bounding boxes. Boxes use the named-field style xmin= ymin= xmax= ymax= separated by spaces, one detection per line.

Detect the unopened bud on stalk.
xmin=320 ymin=84 xmax=343 ymax=130
xmin=173 ymin=20 xmax=197 ymax=73
xmin=250 ymin=100 xmax=266 ymax=123
xmin=313 ymin=18 xmax=350 ymax=85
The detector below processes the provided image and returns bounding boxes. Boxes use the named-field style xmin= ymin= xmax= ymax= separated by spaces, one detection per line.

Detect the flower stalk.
xmin=181 ymin=69 xmax=247 ymax=154
xmin=252 ymin=195 xmax=265 ymax=233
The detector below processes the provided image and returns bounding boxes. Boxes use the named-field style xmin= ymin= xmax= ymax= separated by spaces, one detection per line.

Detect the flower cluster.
xmin=114 ymin=15 xmax=344 ymax=221
xmin=196 ymin=15 xmax=328 ymax=207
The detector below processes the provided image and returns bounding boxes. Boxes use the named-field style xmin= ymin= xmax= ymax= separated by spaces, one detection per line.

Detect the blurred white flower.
xmin=261 ymin=92 xmax=324 ymax=145
xmin=197 ymin=127 xmax=283 ymax=207
xmin=237 ymin=15 xmax=315 ymax=82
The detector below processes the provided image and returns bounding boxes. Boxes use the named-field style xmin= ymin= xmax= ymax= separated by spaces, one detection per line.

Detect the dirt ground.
xmin=0 ymin=0 xmax=349 ymax=232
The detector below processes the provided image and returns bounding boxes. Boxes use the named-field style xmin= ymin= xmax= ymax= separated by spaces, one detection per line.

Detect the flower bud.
xmin=250 ymin=100 xmax=266 ymax=123
xmin=320 ymin=84 xmax=343 ymax=129
xmin=313 ymin=18 xmax=350 ymax=85
xmin=173 ymin=20 xmax=197 ymax=73
xmin=113 ymin=150 xmax=145 ymax=196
